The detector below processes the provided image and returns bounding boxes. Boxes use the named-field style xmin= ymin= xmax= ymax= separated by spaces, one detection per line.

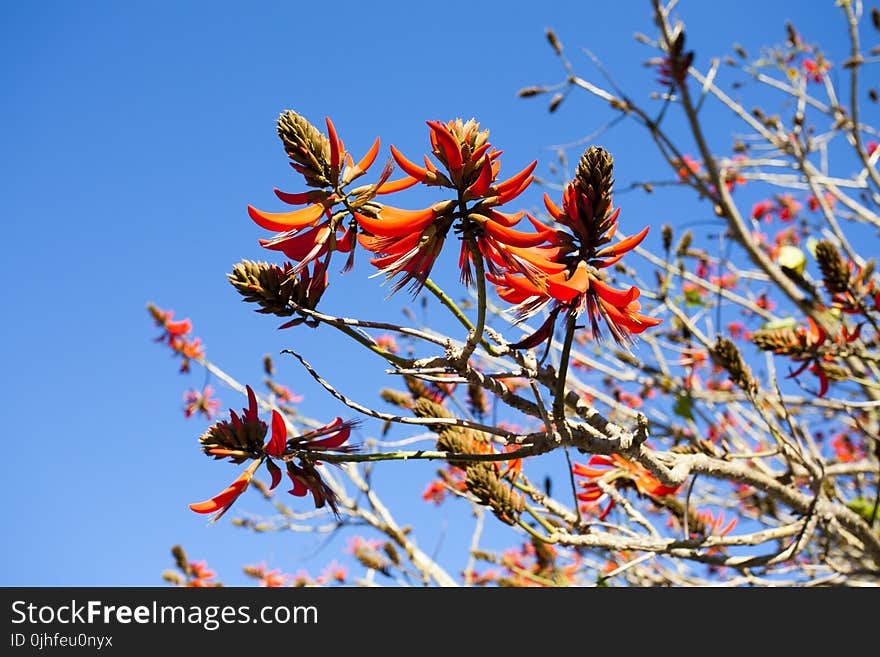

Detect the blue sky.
xmin=1 ymin=1 xmax=857 ymax=586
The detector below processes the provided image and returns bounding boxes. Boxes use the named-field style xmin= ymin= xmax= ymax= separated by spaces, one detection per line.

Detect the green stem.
xmin=460 ymin=237 xmax=487 ymax=364
xmin=516 ymin=517 xmax=558 ymax=544
xmin=552 ymin=311 xmax=578 ymax=430
xmin=525 ymin=504 xmax=558 ymax=535
xmin=301 ymin=444 xmax=541 ymax=464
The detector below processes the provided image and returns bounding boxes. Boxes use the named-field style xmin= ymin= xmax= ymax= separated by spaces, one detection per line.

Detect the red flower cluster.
xmin=148 ymin=304 xmax=205 ymax=373
xmin=189 ymin=385 xmax=357 ymax=521
xmin=245 ymin=113 xmax=659 ymax=348
xmin=183 ymin=385 xmax=221 ymax=420
xmin=751 ymin=195 xmax=801 ymax=224
xmin=490 ymin=147 xmax=661 ymax=345
xmin=357 ymin=118 xmax=538 ymax=293
xmin=572 ymin=454 xmax=680 ymax=519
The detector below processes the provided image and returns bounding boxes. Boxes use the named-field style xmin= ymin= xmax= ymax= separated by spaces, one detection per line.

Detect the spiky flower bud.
xmin=228 ymin=260 xmax=297 ymax=317
xmin=412 ymin=398 xmax=472 ymax=457
xmin=815 ymin=240 xmax=851 ymax=295
xmin=171 ymin=545 xmax=189 ymax=574
xmin=383 ymin=542 xmax=401 ymax=566
xmin=412 ymin=398 xmax=521 ymax=523
xmin=675 ymin=230 xmax=694 ymax=256
xmin=465 ymin=462 xmax=524 ymax=525
xmin=380 ymin=388 xmax=414 ymax=408
xmin=661 ymin=224 xmax=673 ymax=252
xmin=574 ymin=146 xmax=615 ymax=221
xmin=751 ymin=328 xmax=803 ymax=356
xmin=276 ymin=110 xmax=332 ymax=188
xmin=545 ymin=28 xmax=563 ymax=55
xmin=712 ymin=336 xmax=756 ymax=393
xmin=518 ymin=86 xmax=547 ymax=98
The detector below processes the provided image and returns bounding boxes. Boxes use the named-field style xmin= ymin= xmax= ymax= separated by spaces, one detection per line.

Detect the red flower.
xmin=802 ymin=56 xmax=830 ymax=82
xmin=675 ymin=154 xmax=702 ymax=181
xmin=831 ymin=432 xmax=864 ymax=462
xmin=186 ymin=560 xmax=219 ymax=587
xmin=247 ymin=113 xmax=385 ymax=302
xmin=490 ymin=151 xmax=661 ymax=345
xmin=694 ymin=509 xmax=737 ymax=538
xmin=245 ymin=564 xmax=289 ymax=588
xmin=422 ymin=480 xmax=448 ymax=505
xmin=183 ymin=385 xmax=221 ymax=420
xmin=357 ymin=118 xmax=539 ymax=293
xmin=573 ymin=454 xmax=680 ymax=518
xmin=375 ymin=334 xmax=400 ymax=353
xmin=777 ymin=194 xmax=801 ymax=222
xmin=189 ymin=459 xmax=262 ymax=523
xmin=751 ymin=200 xmax=775 ymax=222
xmin=190 ymin=385 xmax=357 ymax=521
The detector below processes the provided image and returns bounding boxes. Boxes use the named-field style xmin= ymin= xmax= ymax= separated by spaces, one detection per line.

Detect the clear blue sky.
xmin=1 ymin=1 xmax=855 ymax=585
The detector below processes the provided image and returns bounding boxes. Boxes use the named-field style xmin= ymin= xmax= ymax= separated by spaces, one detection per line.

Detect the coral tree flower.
xmin=573 ymin=454 xmax=680 ymax=519
xmin=190 ymin=385 xmax=357 ymax=521
xmin=356 ymin=118 xmax=539 ymax=294
xmin=489 ymin=147 xmax=661 ymax=346
xmin=246 ymin=111 xmax=385 ymax=299
xmin=147 ymin=304 xmax=206 ymax=372
xmin=183 ymin=385 xmax=221 ymax=420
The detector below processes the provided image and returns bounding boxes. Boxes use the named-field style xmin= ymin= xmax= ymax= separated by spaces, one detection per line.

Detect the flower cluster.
xmin=490 ymin=147 xmax=661 ymax=345
xmin=147 ymin=304 xmax=205 ymax=373
xmin=244 ymin=112 xmax=659 ymax=347
xmin=751 ymin=318 xmax=849 ymax=397
xmin=183 ymin=385 xmax=221 ymax=420
xmin=189 ymin=385 xmax=357 ymax=521
xmin=572 ymin=454 xmax=680 ymax=519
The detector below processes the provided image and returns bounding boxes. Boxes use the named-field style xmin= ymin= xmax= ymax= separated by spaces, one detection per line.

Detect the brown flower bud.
xmin=575 ymin=146 xmax=615 ymax=222
xmin=815 ymin=240 xmax=850 ymax=295
xmin=228 ymin=260 xmax=297 ymax=317
xmin=464 ymin=462 xmax=523 ymax=525
xmin=712 ymin=336 xmax=756 ymax=393
xmin=171 ymin=545 xmax=189 ymax=574
xmin=276 ymin=110 xmax=332 ymax=188
xmin=545 ymin=28 xmax=563 ymax=55
xmin=380 ymin=388 xmax=414 ymax=408
xmin=661 ymin=224 xmax=673 ymax=253
xmin=518 ymin=86 xmax=547 ymax=98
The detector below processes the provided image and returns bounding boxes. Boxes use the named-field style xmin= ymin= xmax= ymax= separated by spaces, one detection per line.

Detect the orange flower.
xmin=247 ymin=113 xmax=384 ymax=301
xmin=191 ymin=385 xmax=357 ymax=521
xmin=358 ymin=118 xmax=541 ymax=294
xmin=490 ymin=148 xmax=661 ymax=346
xmin=183 ymin=385 xmax=221 ymax=420
xmin=573 ymin=454 xmax=680 ymax=518
xmin=693 ymin=509 xmax=737 ymax=538
xmin=189 ymin=459 xmax=262 ymax=523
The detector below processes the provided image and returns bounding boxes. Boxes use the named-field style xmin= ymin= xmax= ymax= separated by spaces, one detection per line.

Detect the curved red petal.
xmin=376 ymin=176 xmax=419 ymax=194
xmin=390 ymin=145 xmax=429 ymax=182
xmin=355 ymin=206 xmax=436 ymax=238
xmin=427 ymin=121 xmax=463 ymax=171
xmin=248 ymin=203 xmax=325 ymax=232
xmin=265 ymin=409 xmax=287 ymax=457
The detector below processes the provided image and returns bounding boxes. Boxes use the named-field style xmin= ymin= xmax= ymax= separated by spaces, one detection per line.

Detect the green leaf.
xmin=673 ymin=394 xmax=695 ymax=421
xmin=846 ymin=497 xmax=878 ymax=525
